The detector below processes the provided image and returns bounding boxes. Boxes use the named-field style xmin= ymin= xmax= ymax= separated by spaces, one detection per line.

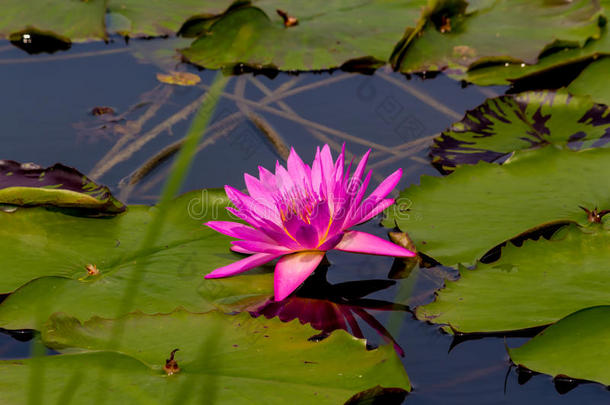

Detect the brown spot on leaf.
xmin=85 ymin=264 xmax=99 ymax=276
xmin=579 ymin=206 xmax=610 ymax=223
xmin=163 ymin=348 xmax=180 ymax=375
xmin=276 ymin=9 xmax=298 ymax=27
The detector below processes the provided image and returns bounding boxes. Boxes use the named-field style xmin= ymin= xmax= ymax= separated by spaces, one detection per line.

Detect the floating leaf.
xmin=463 ymin=2 xmax=610 ymax=87
xmin=156 ymin=71 xmax=201 ymax=86
xmin=430 ymin=90 xmax=610 ymax=171
xmin=0 ymin=189 xmax=273 ymax=329
xmin=568 ymin=57 xmax=610 ymax=106
xmin=416 ymin=225 xmax=610 ymax=333
xmin=393 ymin=0 xmax=603 ymax=76
xmin=181 ymin=1 xmax=426 ymax=71
xmin=383 ymin=146 xmax=610 ymax=266
xmin=106 ymin=0 xmax=234 ymax=37
xmin=0 ymin=0 xmax=106 ymax=42
xmin=509 ymin=306 xmax=610 ymax=386
xmin=0 ymin=311 xmax=411 ymax=404
xmin=0 ymin=160 xmax=125 ymax=213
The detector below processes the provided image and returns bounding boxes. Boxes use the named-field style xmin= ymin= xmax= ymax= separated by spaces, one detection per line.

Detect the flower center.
xmin=275 ymin=187 xmax=320 ymax=224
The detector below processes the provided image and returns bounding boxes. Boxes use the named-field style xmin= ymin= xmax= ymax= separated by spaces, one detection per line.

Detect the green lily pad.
xmin=383 ymin=146 xmax=610 ymax=266
xmin=393 ymin=0 xmax=603 ymax=75
xmin=106 ymin=0 xmax=234 ymax=37
xmin=0 ymin=160 xmax=125 ymax=214
xmin=0 ymin=311 xmax=410 ymax=404
xmin=0 ymin=0 xmax=106 ymax=42
xmin=430 ymin=90 xmax=610 ymax=171
xmin=0 ymin=189 xmax=273 ymax=330
xmin=463 ymin=0 xmax=610 ymax=86
xmin=416 ymin=225 xmax=610 ymax=333
xmin=181 ymin=1 xmax=426 ymax=71
xmin=568 ymin=57 xmax=610 ymax=106
xmin=509 ymin=306 xmax=610 ymax=386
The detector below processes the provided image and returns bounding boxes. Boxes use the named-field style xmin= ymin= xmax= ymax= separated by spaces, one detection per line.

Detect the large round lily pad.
xmin=393 ymin=0 xmax=602 ymax=75
xmin=0 ymin=0 xmax=106 ymax=42
xmin=509 ymin=306 xmax=610 ymax=386
xmin=0 ymin=189 xmax=273 ymax=329
xmin=0 ymin=310 xmax=410 ymax=404
xmin=430 ymin=90 xmax=610 ymax=171
xmin=383 ymin=146 xmax=610 ymax=266
xmin=416 ymin=225 xmax=610 ymax=333
xmin=181 ymin=1 xmax=426 ymax=71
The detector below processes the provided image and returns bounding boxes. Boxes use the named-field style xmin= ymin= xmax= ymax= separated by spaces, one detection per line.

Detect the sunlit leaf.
xmin=0 ymin=311 xmax=410 ymax=404
xmin=0 ymin=0 xmax=106 ymax=42
xmin=393 ymin=0 xmax=602 ymax=76
xmin=0 ymin=189 xmax=273 ymax=329
xmin=416 ymin=225 xmax=610 ymax=333
xmin=106 ymin=0 xmax=234 ymax=37
xmin=383 ymin=146 xmax=610 ymax=266
xmin=509 ymin=306 xmax=610 ymax=386
xmin=181 ymin=1 xmax=426 ymax=71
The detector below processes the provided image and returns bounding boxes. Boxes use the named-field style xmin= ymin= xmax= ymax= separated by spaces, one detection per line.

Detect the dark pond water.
xmin=0 ymin=38 xmax=608 ymax=404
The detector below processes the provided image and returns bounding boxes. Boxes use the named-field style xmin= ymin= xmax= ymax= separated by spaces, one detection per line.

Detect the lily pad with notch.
xmin=416 ymin=225 xmax=610 ymax=333
xmin=383 ymin=146 xmax=610 ymax=266
xmin=0 ymin=310 xmax=412 ymax=404
xmin=0 ymin=189 xmax=273 ymax=329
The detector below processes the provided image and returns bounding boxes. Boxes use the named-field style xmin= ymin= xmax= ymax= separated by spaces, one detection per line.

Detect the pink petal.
xmin=258 ymin=165 xmax=276 ymax=185
xmin=294 ymin=224 xmax=319 ymax=249
xmin=334 ymin=230 xmax=415 ymax=257
xmin=353 ymin=198 xmax=395 ymax=226
xmin=231 ymin=245 xmax=254 ymax=254
xmin=244 ymin=173 xmax=276 ymax=207
xmin=205 ymin=221 xmax=274 ymax=243
xmin=232 ymin=240 xmax=293 ymax=255
xmin=225 ymin=186 xmax=280 ymax=225
xmin=205 ymin=252 xmax=281 ymax=278
xmin=311 ymin=147 xmax=323 ymax=195
xmin=287 ymin=147 xmax=312 ymax=192
xmin=352 ymin=168 xmax=402 ymax=224
xmin=274 ymin=251 xmax=326 ymax=301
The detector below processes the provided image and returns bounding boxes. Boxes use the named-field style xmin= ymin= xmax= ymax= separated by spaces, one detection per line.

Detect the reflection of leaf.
xmin=156 ymin=71 xmax=201 ymax=86
xmin=568 ymin=57 xmax=610 ymax=106
xmin=0 ymin=0 xmax=106 ymax=42
xmin=0 ymin=160 xmax=125 ymax=213
xmin=509 ymin=306 xmax=610 ymax=386
xmin=0 ymin=189 xmax=273 ymax=329
xmin=394 ymin=0 xmax=602 ymax=75
xmin=4 ymin=310 xmax=410 ymax=404
xmin=416 ymin=225 xmax=610 ymax=333
xmin=181 ymin=1 xmax=426 ymax=71
xmin=383 ymin=147 xmax=610 ymax=266
xmin=430 ymin=90 xmax=610 ymax=171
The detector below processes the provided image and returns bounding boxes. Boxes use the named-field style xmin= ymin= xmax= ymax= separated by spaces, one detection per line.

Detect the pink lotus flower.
xmin=205 ymin=145 xmax=415 ymax=301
